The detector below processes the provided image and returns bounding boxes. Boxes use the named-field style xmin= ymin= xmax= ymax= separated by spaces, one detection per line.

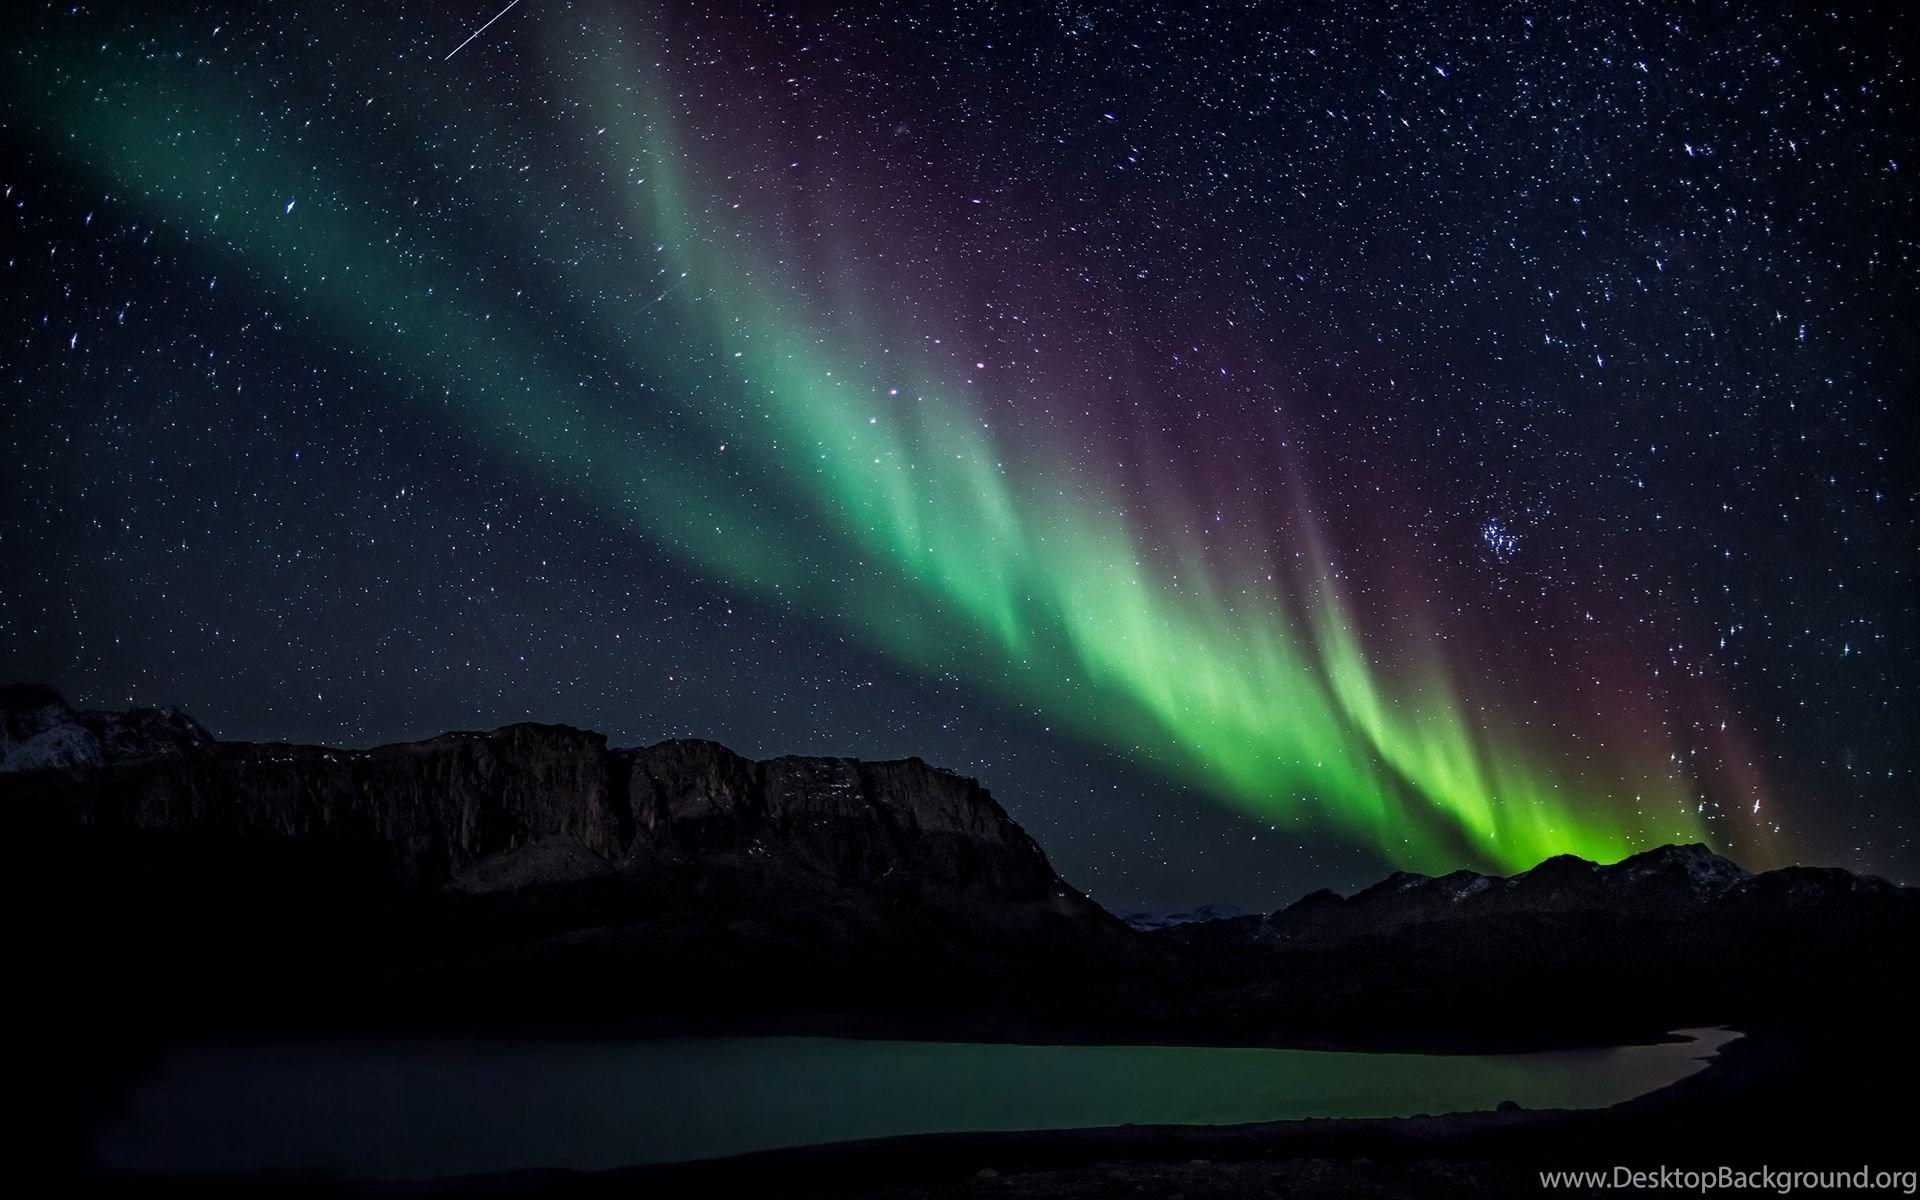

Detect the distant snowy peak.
xmin=1607 ymin=841 xmax=1752 ymax=896
xmin=0 ymin=683 xmax=211 ymax=773
xmin=1148 ymin=843 xmax=1771 ymax=952
xmin=1118 ymin=902 xmax=1247 ymax=932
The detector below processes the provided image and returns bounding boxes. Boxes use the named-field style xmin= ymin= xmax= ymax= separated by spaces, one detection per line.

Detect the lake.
xmin=94 ymin=1027 xmax=1737 ymax=1180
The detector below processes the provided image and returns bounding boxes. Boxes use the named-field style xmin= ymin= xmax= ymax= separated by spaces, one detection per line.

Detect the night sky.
xmin=2 ymin=1 xmax=1913 ymax=910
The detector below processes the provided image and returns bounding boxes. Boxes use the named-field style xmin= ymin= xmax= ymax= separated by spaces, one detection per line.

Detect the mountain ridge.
xmin=2 ymin=683 xmax=1812 ymax=913
xmin=0 ymin=681 xmax=212 ymax=773
xmin=2 ymin=685 xmax=1145 ymax=1037
xmin=1 ymin=688 xmax=1087 ymax=906
xmin=5 ymin=684 xmax=1915 ymax=1048
xmin=1149 ymin=841 xmax=1848 ymax=952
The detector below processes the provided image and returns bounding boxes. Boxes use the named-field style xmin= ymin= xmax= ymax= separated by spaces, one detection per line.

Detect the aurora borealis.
xmin=4 ymin=1 xmax=1914 ymax=903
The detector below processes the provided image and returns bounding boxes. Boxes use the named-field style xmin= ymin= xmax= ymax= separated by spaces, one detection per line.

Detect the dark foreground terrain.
xmin=5 ymin=684 xmax=1917 ymax=1194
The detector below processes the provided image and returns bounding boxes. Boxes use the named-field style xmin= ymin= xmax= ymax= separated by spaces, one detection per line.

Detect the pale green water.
xmin=95 ymin=1028 xmax=1736 ymax=1180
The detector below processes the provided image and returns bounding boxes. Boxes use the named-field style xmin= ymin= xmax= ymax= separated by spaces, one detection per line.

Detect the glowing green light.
xmin=7 ymin=18 xmax=1724 ymax=873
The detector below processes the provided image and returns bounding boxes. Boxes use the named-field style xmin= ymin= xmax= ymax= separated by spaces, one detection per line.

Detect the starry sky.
xmin=2 ymin=0 xmax=1914 ymax=910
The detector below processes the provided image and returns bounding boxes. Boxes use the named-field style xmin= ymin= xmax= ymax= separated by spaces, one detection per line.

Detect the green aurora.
xmin=9 ymin=13 xmax=1765 ymax=873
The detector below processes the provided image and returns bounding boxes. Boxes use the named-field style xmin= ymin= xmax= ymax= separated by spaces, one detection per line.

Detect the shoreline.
xmin=42 ymin=1024 xmax=1753 ymax=1191
xmin=56 ymin=1021 xmax=1896 ymax=1199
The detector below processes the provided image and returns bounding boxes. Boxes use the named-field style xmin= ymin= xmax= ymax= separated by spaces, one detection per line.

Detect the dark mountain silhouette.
xmin=1157 ymin=843 xmax=1764 ymax=952
xmin=0 ymin=682 xmax=211 ymax=772
xmin=2 ymin=687 xmax=1141 ymax=1037
xmin=4 ymin=686 xmax=1914 ymax=1048
xmin=1140 ymin=842 xmax=1916 ymax=1046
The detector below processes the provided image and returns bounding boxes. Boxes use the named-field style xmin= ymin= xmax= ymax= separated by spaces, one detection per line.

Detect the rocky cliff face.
xmin=2 ymin=687 xmax=1127 ymax=1034
xmin=6 ymin=700 xmax=1085 ymax=907
xmin=24 ymin=722 xmax=627 ymax=885
xmin=0 ymin=682 xmax=211 ymax=773
xmin=620 ymin=740 xmax=1069 ymax=901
